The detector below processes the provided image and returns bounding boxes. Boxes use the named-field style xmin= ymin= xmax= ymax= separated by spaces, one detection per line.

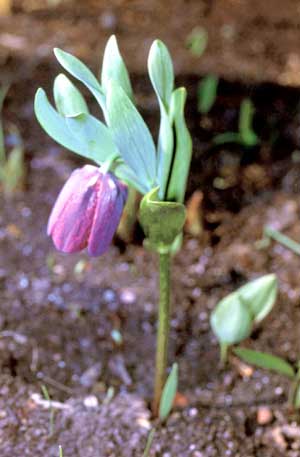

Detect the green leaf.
xmin=293 ymin=383 xmax=300 ymax=409
xmin=114 ymin=162 xmax=148 ymax=194
xmin=159 ymin=363 xmax=178 ymax=421
xmin=238 ymin=274 xmax=278 ymax=323
xmin=66 ymin=113 xmax=119 ymax=164
xmin=142 ymin=429 xmax=155 ymax=457
xmin=239 ymin=98 xmax=259 ymax=147
xmin=197 ymin=74 xmax=218 ymax=114
xmin=101 ymin=35 xmax=133 ymax=101
xmin=148 ymin=40 xmax=174 ymax=109
xmin=213 ymin=132 xmax=241 ymax=145
xmin=139 ymin=187 xmax=186 ymax=253
xmin=148 ymin=40 xmax=174 ymax=200
xmin=106 ymin=80 xmax=157 ymax=190
xmin=233 ymin=347 xmax=295 ymax=378
xmin=186 ymin=27 xmax=208 ymax=57
xmin=54 ymin=48 xmax=106 ymax=113
xmin=166 ymin=88 xmax=192 ymax=203
xmin=53 ymin=74 xmax=89 ymax=117
xmin=210 ymin=293 xmax=253 ymax=344
xmin=35 ymin=88 xmax=109 ymax=164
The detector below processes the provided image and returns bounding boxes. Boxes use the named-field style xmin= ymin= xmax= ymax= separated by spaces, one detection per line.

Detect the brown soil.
xmin=1 ymin=1 xmax=300 ymax=456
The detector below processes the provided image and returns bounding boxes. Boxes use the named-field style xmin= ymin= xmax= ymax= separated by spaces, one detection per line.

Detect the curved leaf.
xmin=106 ymin=80 xmax=157 ymax=189
xmin=54 ymin=74 xmax=89 ymax=117
xmin=239 ymin=274 xmax=278 ymax=323
xmin=101 ymin=35 xmax=133 ymax=101
xmin=54 ymin=48 xmax=106 ymax=113
xmin=159 ymin=363 xmax=178 ymax=421
xmin=234 ymin=347 xmax=295 ymax=378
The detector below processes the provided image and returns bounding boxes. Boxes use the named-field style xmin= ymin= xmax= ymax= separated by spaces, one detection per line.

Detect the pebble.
xmin=257 ymin=406 xmax=273 ymax=425
xmin=83 ymin=395 xmax=99 ymax=408
xmin=119 ymin=288 xmax=136 ymax=305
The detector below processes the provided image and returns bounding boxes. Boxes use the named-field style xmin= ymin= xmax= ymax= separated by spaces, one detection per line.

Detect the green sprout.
xmin=58 ymin=445 xmax=63 ymax=457
xmin=210 ymin=274 xmax=278 ymax=363
xmin=41 ymin=384 xmax=55 ymax=436
xmin=0 ymin=85 xmax=25 ymax=196
xmin=34 ymin=36 xmax=192 ymax=416
xmin=186 ymin=27 xmax=208 ymax=57
xmin=263 ymin=226 xmax=300 ymax=256
xmin=197 ymin=74 xmax=219 ymax=114
xmin=213 ymin=98 xmax=259 ymax=147
xmin=234 ymin=348 xmax=300 ymax=409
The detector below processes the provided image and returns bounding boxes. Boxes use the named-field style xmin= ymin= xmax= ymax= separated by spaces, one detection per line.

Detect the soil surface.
xmin=1 ymin=1 xmax=300 ymax=457
xmin=1 ymin=0 xmax=300 ymax=86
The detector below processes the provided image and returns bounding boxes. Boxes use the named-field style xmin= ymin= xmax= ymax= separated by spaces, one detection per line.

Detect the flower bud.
xmin=48 ymin=165 xmax=127 ymax=256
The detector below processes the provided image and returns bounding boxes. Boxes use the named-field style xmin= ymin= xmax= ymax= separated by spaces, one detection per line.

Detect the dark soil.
xmin=1 ymin=1 xmax=300 ymax=456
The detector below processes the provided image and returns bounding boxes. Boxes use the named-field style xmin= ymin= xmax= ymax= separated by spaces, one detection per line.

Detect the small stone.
xmin=120 ymin=288 xmax=136 ymax=305
xmin=83 ymin=395 xmax=99 ymax=408
xmin=257 ymin=406 xmax=273 ymax=425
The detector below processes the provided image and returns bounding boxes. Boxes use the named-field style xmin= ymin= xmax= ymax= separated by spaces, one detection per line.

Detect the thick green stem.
xmin=153 ymin=252 xmax=171 ymax=416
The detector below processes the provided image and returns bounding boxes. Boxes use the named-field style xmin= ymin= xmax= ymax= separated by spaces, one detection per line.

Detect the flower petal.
xmin=48 ymin=165 xmax=101 ymax=253
xmin=88 ymin=174 xmax=127 ymax=256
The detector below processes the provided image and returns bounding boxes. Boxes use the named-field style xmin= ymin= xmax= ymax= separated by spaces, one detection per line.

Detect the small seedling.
xmin=210 ymin=274 xmax=278 ymax=363
xmin=234 ymin=347 xmax=300 ymax=409
xmin=197 ymin=74 xmax=219 ymax=114
xmin=186 ymin=27 xmax=208 ymax=57
xmin=142 ymin=428 xmax=155 ymax=457
xmin=263 ymin=226 xmax=300 ymax=256
xmin=35 ymin=35 xmax=192 ymax=416
xmin=159 ymin=362 xmax=178 ymax=422
xmin=58 ymin=445 xmax=64 ymax=457
xmin=213 ymin=98 xmax=259 ymax=147
xmin=0 ymin=85 xmax=26 ymax=196
xmin=41 ymin=384 xmax=55 ymax=436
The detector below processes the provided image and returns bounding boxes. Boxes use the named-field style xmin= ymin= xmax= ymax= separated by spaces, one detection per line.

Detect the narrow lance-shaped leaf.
xmin=54 ymin=48 xmax=106 ymax=114
xmin=34 ymin=89 xmax=116 ymax=165
xmin=159 ymin=363 xmax=178 ymax=421
xmin=106 ymin=80 xmax=157 ymax=190
xmin=101 ymin=35 xmax=133 ymax=101
xmin=167 ymin=88 xmax=192 ymax=203
xmin=148 ymin=40 xmax=174 ymax=109
xmin=234 ymin=347 xmax=295 ymax=379
xmin=148 ymin=40 xmax=174 ymax=199
xmin=54 ymin=74 xmax=89 ymax=117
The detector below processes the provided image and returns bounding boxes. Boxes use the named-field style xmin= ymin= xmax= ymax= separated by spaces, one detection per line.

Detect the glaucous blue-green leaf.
xmin=148 ymin=40 xmax=174 ymax=109
xmin=210 ymin=292 xmax=253 ymax=344
xmin=54 ymin=48 xmax=106 ymax=113
xmin=167 ymin=88 xmax=192 ymax=203
xmin=35 ymin=88 xmax=107 ymax=164
xmin=106 ymin=80 xmax=157 ymax=189
xmin=66 ymin=113 xmax=119 ymax=164
xmin=159 ymin=363 xmax=178 ymax=421
xmin=197 ymin=74 xmax=218 ymax=114
xmin=113 ymin=162 xmax=148 ymax=195
xmin=101 ymin=35 xmax=133 ymax=101
xmin=238 ymin=274 xmax=278 ymax=323
xmin=53 ymin=74 xmax=88 ymax=117
xmin=148 ymin=40 xmax=174 ymax=199
xmin=156 ymin=106 xmax=173 ymax=199
xmin=233 ymin=348 xmax=295 ymax=378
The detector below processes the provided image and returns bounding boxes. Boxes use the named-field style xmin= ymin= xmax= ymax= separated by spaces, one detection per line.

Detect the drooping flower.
xmin=47 ymin=165 xmax=128 ymax=256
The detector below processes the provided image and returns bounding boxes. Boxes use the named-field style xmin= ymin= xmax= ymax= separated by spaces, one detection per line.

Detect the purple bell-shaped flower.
xmin=47 ymin=165 xmax=128 ymax=256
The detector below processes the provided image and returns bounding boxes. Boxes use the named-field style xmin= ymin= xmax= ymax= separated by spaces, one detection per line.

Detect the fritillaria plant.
xmin=35 ymin=35 xmax=192 ymax=415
